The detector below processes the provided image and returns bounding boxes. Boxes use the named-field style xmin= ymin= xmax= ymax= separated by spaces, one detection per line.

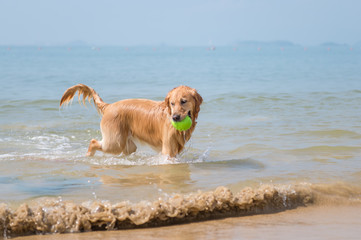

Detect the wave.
xmin=289 ymin=145 xmax=361 ymax=154
xmin=288 ymin=129 xmax=361 ymax=139
xmin=1 ymin=182 xmax=360 ymax=238
xmin=0 ymin=99 xmax=60 ymax=108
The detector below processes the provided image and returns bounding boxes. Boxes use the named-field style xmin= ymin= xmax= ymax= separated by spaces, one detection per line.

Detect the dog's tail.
xmin=60 ymin=84 xmax=108 ymax=114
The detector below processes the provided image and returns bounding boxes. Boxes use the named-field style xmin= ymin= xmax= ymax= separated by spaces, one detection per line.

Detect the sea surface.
xmin=0 ymin=45 xmax=361 ymax=238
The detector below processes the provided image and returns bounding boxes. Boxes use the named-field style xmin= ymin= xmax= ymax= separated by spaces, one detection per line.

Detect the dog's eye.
xmin=171 ymin=102 xmax=175 ymax=106
xmin=181 ymin=99 xmax=187 ymax=104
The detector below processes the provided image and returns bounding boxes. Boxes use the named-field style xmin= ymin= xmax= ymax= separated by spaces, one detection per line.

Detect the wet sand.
xmin=15 ymin=204 xmax=361 ymax=240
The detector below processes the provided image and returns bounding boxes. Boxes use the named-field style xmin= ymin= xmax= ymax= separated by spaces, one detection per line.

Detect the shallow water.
xmin=0 ymin=46 xmax=361 ymax=237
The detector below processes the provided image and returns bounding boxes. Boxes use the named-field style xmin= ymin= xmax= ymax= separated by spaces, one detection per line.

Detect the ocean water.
xmin=0 ymin=45 xmax=361 ymax=237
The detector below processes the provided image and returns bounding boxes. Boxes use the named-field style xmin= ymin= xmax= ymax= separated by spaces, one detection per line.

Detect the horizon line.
xmin=1 ymin=40 xmax=360 ymax=48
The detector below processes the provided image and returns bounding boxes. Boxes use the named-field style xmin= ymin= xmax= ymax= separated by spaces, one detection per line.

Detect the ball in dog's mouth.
xmin=171 ymin=115 xmax=192 ymax=131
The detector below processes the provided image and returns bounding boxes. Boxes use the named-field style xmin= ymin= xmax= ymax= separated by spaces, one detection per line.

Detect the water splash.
xmin=1 ymin=182 xmax=360 ymax=238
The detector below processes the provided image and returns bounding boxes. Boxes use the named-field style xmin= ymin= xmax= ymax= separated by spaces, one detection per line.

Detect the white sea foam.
xmin=30 ymin=134 xmax=72 ymax=151
xmin=85 ymin=149 xmax=208 ymax=167
xmin=0 ymin=153 xmax=16 ymax=160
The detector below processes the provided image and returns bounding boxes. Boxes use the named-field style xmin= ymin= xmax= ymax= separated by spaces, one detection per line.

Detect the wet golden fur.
xmin=60 ymin=84 xmax=202 ymax=157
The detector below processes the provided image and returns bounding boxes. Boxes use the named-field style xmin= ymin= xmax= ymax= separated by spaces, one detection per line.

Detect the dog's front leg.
xmin=161 ymin=138 xmax=179 ymax=158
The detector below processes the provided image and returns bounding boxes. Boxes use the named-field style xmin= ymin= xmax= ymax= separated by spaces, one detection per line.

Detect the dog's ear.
xmin=164 ymin=88 xmax=175 ymax=115
xmin=191 ymin=88 xmax=203 ymax=120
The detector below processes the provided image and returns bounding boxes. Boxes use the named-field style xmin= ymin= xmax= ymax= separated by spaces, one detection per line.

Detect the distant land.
xmin=234 ymin=40 xmax=297 ymax=47
xmin=64 ymin=40 xmax=359 ymax=47
xmin=234 ymin=40 xmax=361 ymax=48
xmin=320 ymin=42 xmax=351 ymax=47
xmin=40 ymin=40 xmax=361 ymax=48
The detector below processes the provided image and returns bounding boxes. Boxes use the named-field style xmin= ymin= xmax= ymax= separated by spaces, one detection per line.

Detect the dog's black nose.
xmin=172 ymin=114 xmax=181 ymax=122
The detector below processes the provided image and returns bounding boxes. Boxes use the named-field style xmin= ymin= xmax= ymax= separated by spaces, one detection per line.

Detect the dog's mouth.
xmin=172 ymin=111 xmax=192 ymax=122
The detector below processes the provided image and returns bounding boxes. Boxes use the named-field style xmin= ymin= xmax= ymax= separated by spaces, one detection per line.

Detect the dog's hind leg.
xmin=123 ymin=138 xmax=137 ymax=155
xmin=86 ymin=139 xmax=102 ymax=156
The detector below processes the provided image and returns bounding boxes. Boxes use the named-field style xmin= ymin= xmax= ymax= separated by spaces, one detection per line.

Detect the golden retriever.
xmin=60 ymin=84 xmax=202 ymax=158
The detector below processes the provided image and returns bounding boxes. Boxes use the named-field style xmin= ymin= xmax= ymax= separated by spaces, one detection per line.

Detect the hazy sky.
xmin=1 ymin=0 xmax=360 ymax=46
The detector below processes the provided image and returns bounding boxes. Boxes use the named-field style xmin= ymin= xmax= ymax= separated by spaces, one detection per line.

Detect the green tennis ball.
xmin=171 ymin=116 xmax=192 ymax=131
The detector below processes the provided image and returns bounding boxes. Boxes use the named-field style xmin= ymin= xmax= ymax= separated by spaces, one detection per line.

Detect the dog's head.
xmin=165 ymin=86 xmax=203 ymax=123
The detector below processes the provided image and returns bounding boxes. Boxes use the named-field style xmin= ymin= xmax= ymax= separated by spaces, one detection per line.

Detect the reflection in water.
xmin=97 ymin=164 xmax=192 ymax=189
